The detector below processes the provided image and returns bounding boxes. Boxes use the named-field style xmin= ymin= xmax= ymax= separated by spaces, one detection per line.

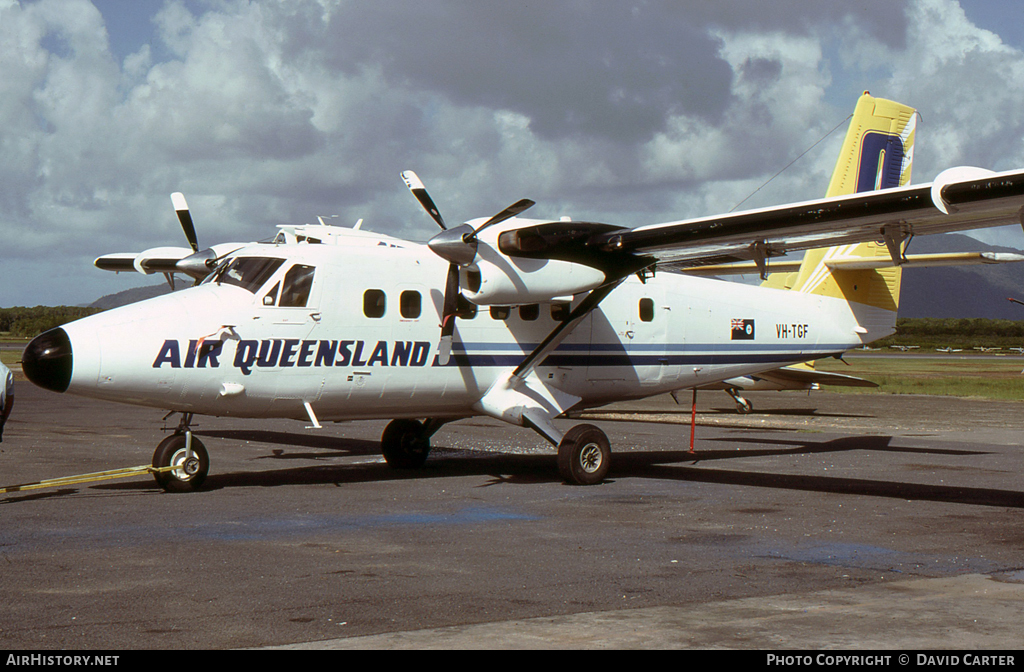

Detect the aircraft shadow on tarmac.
xmin=613 ymin=434 xmax=1023 ymax=509
xmin=196 ymin=429 xmax=381 ymax=460
xmin=698 ymin=434 xmax=986 ymax=458
xmin=67 ymin=430 xmax=1024 ymax=510
xmin=583 ymin=407 xmax=874 ymax=420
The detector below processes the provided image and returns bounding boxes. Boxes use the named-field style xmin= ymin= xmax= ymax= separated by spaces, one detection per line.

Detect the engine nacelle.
xmin=930 ymin=166 xmax=996 ymax=214
xmin=461 ymin=246 xmax=606 ymax=305
xmin=133 ymin=246 xmax=195 ymax=274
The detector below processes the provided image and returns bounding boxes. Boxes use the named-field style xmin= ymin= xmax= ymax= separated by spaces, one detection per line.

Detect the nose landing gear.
xmin=153 ymin=413 xmax=209 ymax=492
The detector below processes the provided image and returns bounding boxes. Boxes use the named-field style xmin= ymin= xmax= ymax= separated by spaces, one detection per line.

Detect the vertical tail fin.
xmin=769 ymin=93 xmax=917 ymax=320
xmin=824 ymin=92 xmax=916 ymax=199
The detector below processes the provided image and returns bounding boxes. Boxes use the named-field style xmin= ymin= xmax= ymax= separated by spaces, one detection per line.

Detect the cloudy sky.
xmin=3 ymin=0 xmax=1024 ymax=307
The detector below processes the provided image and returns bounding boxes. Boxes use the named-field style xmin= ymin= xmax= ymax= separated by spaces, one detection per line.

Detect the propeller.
xmin=170 ymin=193 xmax=222 ymax=281
xmin=402 ymin=171 xmax=535 ymax=364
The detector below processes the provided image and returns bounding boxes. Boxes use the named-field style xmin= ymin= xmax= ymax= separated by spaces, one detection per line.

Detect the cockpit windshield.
xmin=207 ymin=257 xmax=285 ymax=293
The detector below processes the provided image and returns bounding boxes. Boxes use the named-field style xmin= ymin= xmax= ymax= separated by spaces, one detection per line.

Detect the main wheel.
xmin=557 ymin=424 xmax=611 ymax=486
xmin=726 ymin=389 xmax=752 ymax=414
xmin=381 ymin=419 xmax=431 ymax=469
xmin=152 ymin=434 xmax=209 ymax=493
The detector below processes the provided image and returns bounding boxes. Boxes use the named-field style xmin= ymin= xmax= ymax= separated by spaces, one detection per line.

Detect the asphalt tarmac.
xmin=3 ymin=375 xmax=1024 ymax=650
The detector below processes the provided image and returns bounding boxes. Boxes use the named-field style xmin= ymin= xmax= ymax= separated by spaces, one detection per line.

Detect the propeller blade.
xmin=171 ymin=192 xmax=199 ymax=253
xmin=438 ymin=263 xmax=460 ymax=366
xmin=469 ymin=198 xmax=535 ymax=239
xmin=401 ymin=170 xmax=447 ymax=230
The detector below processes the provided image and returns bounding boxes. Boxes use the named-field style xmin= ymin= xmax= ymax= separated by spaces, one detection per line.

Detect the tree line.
xmin=0 ymin=306 xmax=102 ymax=338
xmin=874 ymin=318 xmax=1024 ymax=349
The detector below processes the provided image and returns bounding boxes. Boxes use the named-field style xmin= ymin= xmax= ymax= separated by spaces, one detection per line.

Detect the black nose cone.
xmin=22 ymin=328 xmax=73 ymax=393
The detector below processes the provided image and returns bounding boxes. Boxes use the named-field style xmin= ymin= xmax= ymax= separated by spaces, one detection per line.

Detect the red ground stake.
xmin=689 ymin=389 xmax=697 ymax=453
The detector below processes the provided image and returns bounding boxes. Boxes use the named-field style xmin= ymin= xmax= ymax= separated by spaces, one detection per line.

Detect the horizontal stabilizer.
xmin=684 ymin=251 xmax=1024 ymax=276
xmin=697 ymin=362 xmax=878 ymax=392
xmin=825 ymin=251 xmax=1024 ymax=270
xmin=757 ymin=366 xmax=879 ymax=389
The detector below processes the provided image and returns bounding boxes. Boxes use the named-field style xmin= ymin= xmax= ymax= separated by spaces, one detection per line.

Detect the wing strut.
xmin=473 ymin=278 xmax=626 ymax=447
xmin=512 ymin=279 xmax=624 ymax=383
xmin=881 ymin=223 xmax=910 ymax=265
xmin=750 ymin=240 xmax=770 ymax=279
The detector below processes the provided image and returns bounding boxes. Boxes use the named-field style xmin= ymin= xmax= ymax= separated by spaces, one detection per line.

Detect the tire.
xmin=557 ymin=424 xmax=611 ymax=486
xmin=152 ymin=434 xmax=209 ymax=493
xmin=381 ymin=419 xmax=431 ymax=469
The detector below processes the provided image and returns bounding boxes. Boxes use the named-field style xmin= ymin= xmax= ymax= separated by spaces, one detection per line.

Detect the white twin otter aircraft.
xmin=21 ymin=93 xmax=1024 ymax=491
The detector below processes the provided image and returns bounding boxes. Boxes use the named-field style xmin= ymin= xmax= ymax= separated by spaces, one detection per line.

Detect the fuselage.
xmin=23 ymin=230 xmax=884 ymax=423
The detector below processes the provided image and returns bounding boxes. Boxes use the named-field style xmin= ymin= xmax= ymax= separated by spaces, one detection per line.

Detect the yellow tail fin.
xmin=770 ymin=92 xmax=917 ymax=313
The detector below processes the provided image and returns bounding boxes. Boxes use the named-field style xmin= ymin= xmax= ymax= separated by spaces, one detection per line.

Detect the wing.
xmin=498 ymin=167 xmax=1024 ymax=273
xmin=623 ymin=167 xmax=1024 ymax=270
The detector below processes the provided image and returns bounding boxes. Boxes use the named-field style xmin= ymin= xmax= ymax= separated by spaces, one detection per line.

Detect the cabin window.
xmin=210 ymin=257 xmax=284 ymax=293
xmin=279 ymin=264 xmax=316 ymax=308
xmin=551 ymin=302 xmax=571 ymax=322
xmin=400 ymin=290 xmax=421 ymax=319
xmin=519 ymin=304 xmax=539 ymax=321
xmin=364 ymin=289 xmax=386 ymax=318
xmin=639 ymin=298 xmax=655 ymax=322
xmin=490 ymin=306 xmax=510 ymax=321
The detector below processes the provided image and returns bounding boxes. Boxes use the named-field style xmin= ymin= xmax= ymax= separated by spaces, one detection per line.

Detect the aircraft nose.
xmin=22 ymin=328 xmax=73 ymax=393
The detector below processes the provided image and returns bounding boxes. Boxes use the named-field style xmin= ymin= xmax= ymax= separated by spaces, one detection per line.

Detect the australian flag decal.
xmin=731 ymin=319 xmax=755 ymax=340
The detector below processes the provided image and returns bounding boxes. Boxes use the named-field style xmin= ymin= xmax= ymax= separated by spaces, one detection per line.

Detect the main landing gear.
xmin=380 ymin=418 xmax=448 ymax=470
xmin=556 ymin=424 xmax=611 ymax=486
xmin=152 ymin=412 xmax=209 ymax=493
xmin=381 ymin=419 xmax=431 ymax=469
xmin=379 ymin=418 xmax=612 ymax=486
xmin=725 ymin=388 xmax=753 ymax=414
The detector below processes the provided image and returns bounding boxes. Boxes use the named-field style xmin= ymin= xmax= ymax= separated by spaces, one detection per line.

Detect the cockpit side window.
xmin=210 ymin=257 xmax=285 ymax=293
xmin=262 ymin=282 xmax=280 ymax=306
xmin=278 ymin=264 xmax=316 ymax=308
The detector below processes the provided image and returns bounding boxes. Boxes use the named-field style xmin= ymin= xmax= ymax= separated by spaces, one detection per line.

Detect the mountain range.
xmin=88 ymin=233 xmax=1024 ymax=319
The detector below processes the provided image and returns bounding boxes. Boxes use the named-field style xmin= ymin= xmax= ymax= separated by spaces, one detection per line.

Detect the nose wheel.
xmin=152 ymin=433 xmax=209 ymax=492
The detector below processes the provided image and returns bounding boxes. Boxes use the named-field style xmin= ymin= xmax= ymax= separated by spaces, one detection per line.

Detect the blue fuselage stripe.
xmin=436 ymin=348 xmax=843 ymax=368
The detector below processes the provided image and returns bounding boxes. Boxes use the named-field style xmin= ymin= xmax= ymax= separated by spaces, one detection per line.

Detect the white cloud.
xmin=3 ymin=0 xmax=1024 ymax=306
